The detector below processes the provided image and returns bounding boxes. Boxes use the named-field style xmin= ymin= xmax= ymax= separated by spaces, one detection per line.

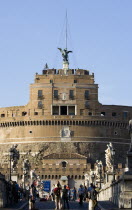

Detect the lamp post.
xmin=112 ymin=148 xmax=115 ymax=182
xmin=98 ymin=163 xmax=102 ymax=189
xmin=91 ymin=172 xmax=95 ymax=185
xmin=9 ymin=148 xmax=13 ymax=181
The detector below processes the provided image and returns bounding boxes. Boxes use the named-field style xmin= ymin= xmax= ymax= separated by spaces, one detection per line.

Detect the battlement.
xmin=42 ymin=68 xmax=91 ymax=76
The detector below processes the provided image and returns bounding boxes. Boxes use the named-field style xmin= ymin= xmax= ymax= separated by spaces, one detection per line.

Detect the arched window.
xmin=62 ymin=161 xmax=67 ymax=168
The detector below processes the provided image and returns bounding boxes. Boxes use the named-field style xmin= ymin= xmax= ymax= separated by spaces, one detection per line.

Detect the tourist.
xmin=88 ymin=184 xmax=97 ymax=210
xmin=78 ymin=184 xmax=84 ymax=205
xmin=62 ymin=185 xmax=69 ymax=209
xmin=30 ymin=181 xmax=37 ymax=210
xmin=84 ymin=186 xmax=88 ymax=201
xmin=73 ymin=187 xmax=77 ymax=201
xmin=54 ymin=182 xmax=62 ymax=210
xmin=66 ymin=185 xmax=70 ymax=201
xmin=51 ymin=184 xmax=55 ymax=201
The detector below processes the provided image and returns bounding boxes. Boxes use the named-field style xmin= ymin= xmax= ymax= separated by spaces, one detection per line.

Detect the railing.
xmin=98 ymin=173 xmax=132 ymax=209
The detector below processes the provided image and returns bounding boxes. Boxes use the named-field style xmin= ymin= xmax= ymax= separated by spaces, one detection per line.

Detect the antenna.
xmin=66 ymin=10 xmax=67 ymax=49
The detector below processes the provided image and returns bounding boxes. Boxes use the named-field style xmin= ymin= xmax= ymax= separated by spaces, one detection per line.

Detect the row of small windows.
xmin=52 ymin=106 xmax=75 ymax=115
xmin=53 ymin=90 xmax=89 ymax=100
xmin=37 ymin=90 xmax=89 ymax=100
xmin=0 ymin=120 xmax=127 ymax=128
xmin=49 ymin=79 xmax=78 ymax=83
xmin=0 ymin=110 xmax=129 ymax=118
xmin=101 ymin=111 xmax=128 ymax=119
xmin=18 ymin=174 xmax=85 ymax=180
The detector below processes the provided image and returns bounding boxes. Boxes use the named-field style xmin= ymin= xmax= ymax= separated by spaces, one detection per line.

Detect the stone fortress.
xmin=0 ymin=47 xmax=132 ymax=187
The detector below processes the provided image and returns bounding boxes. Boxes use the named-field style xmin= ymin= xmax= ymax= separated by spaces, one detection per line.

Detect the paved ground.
xmin=2 ymin=199 xmax=125 ymax=210
xmin=35 ymin=200 xmax=101 ymax=210
xmin=1 ymin=201 xmax=28 ymax=210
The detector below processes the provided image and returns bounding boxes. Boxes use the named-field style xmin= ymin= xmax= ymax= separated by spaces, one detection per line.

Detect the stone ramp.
xmin=98 ymin=200 xmax=119 ymax=210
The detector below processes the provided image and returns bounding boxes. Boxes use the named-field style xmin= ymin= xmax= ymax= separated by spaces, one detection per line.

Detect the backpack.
xmin=54 ymin=187 xmax=60 ymax=196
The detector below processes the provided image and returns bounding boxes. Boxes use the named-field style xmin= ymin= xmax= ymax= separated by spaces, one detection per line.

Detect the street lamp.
xmin=23 ymin=159 xmax=30 ymax=189
xmin=111 ymin=148 xmax=115 ymax=182
xmin=91 ymin=172 xmax=95 ymax=185
xmin=98 ymin=163 xmax=102 ymax=189
xmin=9 ymin=148 xmax=13 ymax=181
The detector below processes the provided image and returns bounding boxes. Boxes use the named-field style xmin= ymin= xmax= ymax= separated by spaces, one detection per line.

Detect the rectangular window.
xmin=38 ymin=101 xmax=43 ymax=109
xmin=74 ymin=80 xmax=77 ymax=83
xmin=69 ymin=106 xmax=75 ymax=115
xmin=85 ymin=90 xmax=89 ymax=100
xmin=1 ymin=114 xmax=5 ymax=117
xmin=53 ymin=106 xmax=59 ymax=115
xmin=69 ymin=90 xmax=74 ymax=99
xmin=22 ymin=112 xmax=27 ymax=116
xmin=54 ymin=90 xmax=58 ymax=99
xmin=85 ymin=101 xmax=89 ymax=108
xmin=38 ymin=90 xmax=43 ymax=99
xmin=123 ymin=111 xmax=128 ymax=119
xmin=60 ymin=106 xmax=67 ymax=115
xmin=101 ymin=112 xmax=105 ymax=116
xmin=112 ymin=112 xmax=116 ymax=117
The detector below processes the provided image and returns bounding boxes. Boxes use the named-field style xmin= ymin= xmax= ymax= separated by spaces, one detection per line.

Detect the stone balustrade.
xmin=98 ymin=172 xmax=132 ymax=209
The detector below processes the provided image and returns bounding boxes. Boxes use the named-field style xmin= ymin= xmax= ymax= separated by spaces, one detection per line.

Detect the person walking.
xmin=54 ymin=182 xmax=62 ymax=210
xmin=84 ymin=186 xmax=88 ymax=201
xmin=51 ymin=184 xmax=55 ymax=201
xmin=78 ymin=184 xmax=84 ymax=205
xmin=73 ymin=187 xmax=77 ymax=201
xmin=88 ymin=184 xmax=97 ymax=210
xmin=29 ymin=181 xmax=37 ymax=210
xmin=62 ymin=185 xmax=69 ymax=209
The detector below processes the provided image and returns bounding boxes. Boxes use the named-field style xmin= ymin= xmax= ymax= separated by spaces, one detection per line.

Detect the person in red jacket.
xmin=54 ymin=182 xmax=62 ymax=210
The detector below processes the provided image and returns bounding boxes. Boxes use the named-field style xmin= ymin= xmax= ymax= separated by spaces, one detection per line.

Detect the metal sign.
xmin=42 ymin=180 xmax=51 ymax=192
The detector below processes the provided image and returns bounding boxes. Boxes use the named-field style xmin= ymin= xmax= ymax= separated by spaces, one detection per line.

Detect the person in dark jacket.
xmin=62 ymin=185 xmax=69 ymax=209
xmin=88 ymin=184 xmax=98 ymax=210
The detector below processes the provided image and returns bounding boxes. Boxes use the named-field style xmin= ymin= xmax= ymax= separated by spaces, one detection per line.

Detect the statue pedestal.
xmin=11 ymin=172 xmax=18 ymax=182
xmin=63 ymin=61 xmax=69 ymax=73
xmin=106 ymin=172 xmax=114 ymax=183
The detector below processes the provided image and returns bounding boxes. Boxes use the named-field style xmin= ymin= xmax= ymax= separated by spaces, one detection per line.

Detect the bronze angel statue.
xmin=58 ymin=48 xmax=72 ymax=62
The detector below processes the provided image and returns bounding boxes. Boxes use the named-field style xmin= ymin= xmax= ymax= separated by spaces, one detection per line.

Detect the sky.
xmin=0 ymin=0 xmax=132 ymax=107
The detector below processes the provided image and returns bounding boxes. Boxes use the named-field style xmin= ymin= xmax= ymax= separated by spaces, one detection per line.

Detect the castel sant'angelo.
xmin=0 ymin=46 xmax=132 ymax=187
